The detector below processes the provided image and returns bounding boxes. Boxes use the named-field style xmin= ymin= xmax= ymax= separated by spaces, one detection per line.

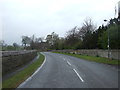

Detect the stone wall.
xmin=53 ymin=49 xmax=120 ymax=60
xmin=2 ymin=50 xmax=37 ymax=76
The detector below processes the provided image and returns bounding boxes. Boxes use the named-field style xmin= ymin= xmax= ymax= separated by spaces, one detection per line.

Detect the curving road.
xmin=18 ymin=52 xmax=118 ymax=88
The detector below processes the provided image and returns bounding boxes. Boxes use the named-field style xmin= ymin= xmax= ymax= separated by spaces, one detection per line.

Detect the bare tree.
xmin=22 ymin=36 xmax=31 ymax=49
xmin=66 ymin=26 xmax=78 ymax=39
xmin=78 ymin=18 xmax=96 ymax=38
xmin=77 ymin=18 xmax=97 ymax=49
xmin=0 ymin=40 xmax=5 ymax=46
xmin=46 ymin=34 xmax=52 ymax=45
xmin=46 ymin=32 xmax=59 ymax=46
xmin=64 ymin=26 xmax=81 ymax=49
xmin=13 ymin=43 xmax=19 ymax=50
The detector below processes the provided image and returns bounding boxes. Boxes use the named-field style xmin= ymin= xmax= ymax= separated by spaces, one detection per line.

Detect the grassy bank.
xmin=54 ymin=52 xmax=120 ymax=65
xmin=2 ymin=52 xmax=45 ymax=88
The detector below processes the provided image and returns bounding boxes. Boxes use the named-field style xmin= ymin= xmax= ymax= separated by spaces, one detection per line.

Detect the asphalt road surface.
xmin=18 ymin=52 xmax=118 ymax=88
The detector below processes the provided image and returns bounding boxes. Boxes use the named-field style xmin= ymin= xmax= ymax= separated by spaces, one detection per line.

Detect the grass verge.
xmin=2 ymin=52 xmax=45 ymax=88
xmin=53 ymin=52 xmax=120 ymax=65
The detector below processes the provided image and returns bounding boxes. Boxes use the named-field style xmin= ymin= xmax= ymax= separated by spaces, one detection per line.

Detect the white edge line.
xmin=73 ymin=68 xmax=84 ymax=82
xmin=67 ymin=61 xmax=71 ymax=66
xmin=17 ymin=53 xmax=46 ymax=88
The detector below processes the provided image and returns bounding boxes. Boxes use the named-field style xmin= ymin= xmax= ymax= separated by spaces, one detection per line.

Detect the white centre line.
xmin=67 ymin=61 xmax=72 ymax=66
xmin=73 ymin=68 xmax=84 ymax=82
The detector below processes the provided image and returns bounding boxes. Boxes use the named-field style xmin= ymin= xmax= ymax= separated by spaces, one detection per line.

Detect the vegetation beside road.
xmin=2 ymin=52 xmax=45 ymax=88
xmin=54 ymin=52 xmax=120 ymax=65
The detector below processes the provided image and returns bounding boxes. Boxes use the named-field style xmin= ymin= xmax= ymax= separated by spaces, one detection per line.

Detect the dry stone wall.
xmin=2 ymin=50 xmax=37 ymax=76
xmin=53 ymin=49 xmax=120 ymax=60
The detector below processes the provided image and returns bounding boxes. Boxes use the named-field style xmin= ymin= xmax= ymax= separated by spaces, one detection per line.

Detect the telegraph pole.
xmin=104 ymin=19 xmax=110 ymax=58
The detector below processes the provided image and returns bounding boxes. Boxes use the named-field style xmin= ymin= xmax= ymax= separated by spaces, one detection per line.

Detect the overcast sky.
xmin=0 ymin=0 xmax=119 ymax=45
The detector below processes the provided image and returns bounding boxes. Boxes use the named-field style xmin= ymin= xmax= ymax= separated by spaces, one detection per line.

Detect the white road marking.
xmin=73 ymin=68 xmax=84 ymax=82
xmin=63 ymin=58 xmax=66 ymax=61
xmin=18 ymin=53 xmax=46 ymax=88
xmin=64 ymin=58 xmax=84 ymax=82
xmin=67 ymin=61 xmax=72 ymax=66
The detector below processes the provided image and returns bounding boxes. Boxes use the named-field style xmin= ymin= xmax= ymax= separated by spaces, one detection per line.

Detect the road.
xmin=18 ymin=52 xmax=118 ymax=88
